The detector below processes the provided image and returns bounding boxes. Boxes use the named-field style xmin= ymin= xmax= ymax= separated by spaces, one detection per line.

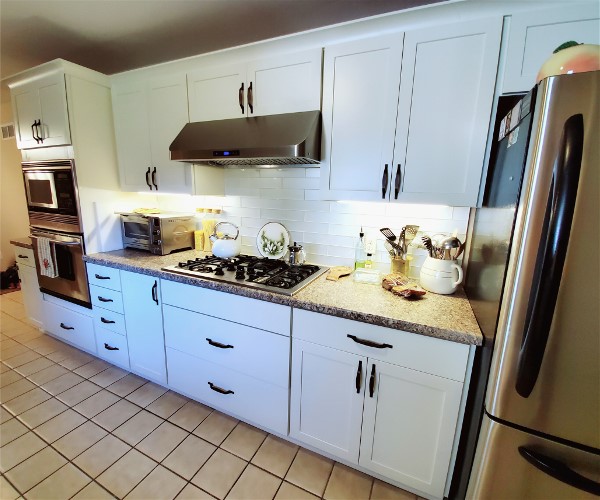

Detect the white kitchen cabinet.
xmin=43 ymin=298 xmax=96 ymax=354
xmin=321 ymin=17 xmax=502 ymax=206
xmin=10 ymin=71 xmax=71 ymax=149
xmin=13 ymin=246 xmax=44 ymax=329
xmin=187 ymin=48 xmax=322 ymax=121
xmin=120 ymin=270 xmax=166 ymax=384
xmin=502 ymin=3 xmax=600 ymax=94
xmin=290 ymin=309 xmax=470 ymax=499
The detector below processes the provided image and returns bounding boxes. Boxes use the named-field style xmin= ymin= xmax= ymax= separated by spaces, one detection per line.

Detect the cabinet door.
xmin=321 ymin=35 xmax=403 ymax=200
xmin=17 ymin=263 xmax=44 ymax=330
xmin=290 ymin=339 xmax=365 ymax=462
xmin=121 ymin=271 xmax=166 ymax=384
xmin=12 ymin=72 xmax=71 ymax=149
xmin=503 ymin=3 xmax=600 ymax=93
xmin=393 ymin=17 xmax=502 ymax=206
xmin=147 ymin=75 xmax=193 ymax=194
xmin=188 ymin=64 xmax=247 ymax=121
xmin=359 ymin=359 xmax=463 ymax=498
xmin=112 ymin=82 xmax=153 ymax=192
xmin=246 ymin=49 xmax=322 ymax=117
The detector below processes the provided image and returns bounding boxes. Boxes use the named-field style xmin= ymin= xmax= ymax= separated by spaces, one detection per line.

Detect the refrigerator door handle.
xmin=516 ymin=114 xmax=584 ymax=397
xmin=518 ymin=446 xmax=600 ymax=496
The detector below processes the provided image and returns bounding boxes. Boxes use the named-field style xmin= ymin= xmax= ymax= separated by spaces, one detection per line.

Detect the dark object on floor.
xmin=1 ymin=263 xmax=20 ymax=290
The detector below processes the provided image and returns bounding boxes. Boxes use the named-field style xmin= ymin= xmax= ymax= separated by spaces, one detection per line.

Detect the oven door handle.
xmin=49 ymin=240 xmax=82 ymax=247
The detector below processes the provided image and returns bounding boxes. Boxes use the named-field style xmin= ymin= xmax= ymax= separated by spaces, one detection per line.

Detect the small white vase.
xmin=419 ymin=257 xmax=463 ymax=295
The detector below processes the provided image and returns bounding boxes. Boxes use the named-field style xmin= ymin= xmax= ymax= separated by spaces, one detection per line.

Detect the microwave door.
xmin=24 ymin=172 xmax=58 ymax=209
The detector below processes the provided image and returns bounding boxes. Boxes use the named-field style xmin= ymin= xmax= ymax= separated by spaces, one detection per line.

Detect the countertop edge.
xmin=10 ymin=238 xmax=33 ymax=250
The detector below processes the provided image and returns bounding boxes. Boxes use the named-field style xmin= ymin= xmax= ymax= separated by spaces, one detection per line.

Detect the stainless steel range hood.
xmin=169 ymin=110 xmax=321 ymax=167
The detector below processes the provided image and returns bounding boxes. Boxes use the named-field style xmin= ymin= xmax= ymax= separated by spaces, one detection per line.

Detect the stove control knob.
xmin=235 ymin=270 xmax=245 ymax=280
xmin=214 ymin=267 xmax=225 ymax=276
xmin=226 ymin=263 xmax=236 ymax=272
xmin=247 ymin=267 xmax=256 ymax=276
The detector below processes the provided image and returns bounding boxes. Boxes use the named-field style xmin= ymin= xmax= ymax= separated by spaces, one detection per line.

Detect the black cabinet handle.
xmin=18 ymin=254 xmax=29 ymax=259
xmin=151 ymin=167 xmax=158 ymax=190
xmin=100 ymin=317 xmax=115 ymax=324
xmin=208 ymin=382 xmax=234 ymax=395
xmin=394 ymin=164 xmax=401 ymax=199
xmin=97 ymin=296 xmax=113 ymax=303
xmin=347 ymin=334 xmax=392 ymax=349
xmin=32 ymin=119 xmax=42 ymax=143
xmin=239 ymin=82 xmax=245 ymax=114
xmin=94 ymin=274 xmax=110 ymax=280
xmin=145 ymin=167 xmax=152 ymax=190
xmin=381 ymin=164 xmax=389 ymax=199
xmin=151 ymin=281 xmax=159 ymax=305
xmin=31 ymin=121 xmax=39 ymax=143
xmin=104 ymin=343 xmax=119 ymax=351
xmin=206 ymin=338 xmax=234 ymax=349
xmin=356 ymin=360 xmax=362 ymax=394
xmin=518 ymin=447 xmax=600 ymax=495
xmin=369 ymin=364 xmax=376 ymax=397
xmin=60 ymin=323 xmax=74 ymax=330
xmin=247 ymin=82 xmax=254 ymax=114
xmin=36 ymin=120 xmax=44 ymax=143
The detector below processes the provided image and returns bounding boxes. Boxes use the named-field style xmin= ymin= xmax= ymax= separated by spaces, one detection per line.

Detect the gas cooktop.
xmin=162 ymin=254 xmax=328 ymax=296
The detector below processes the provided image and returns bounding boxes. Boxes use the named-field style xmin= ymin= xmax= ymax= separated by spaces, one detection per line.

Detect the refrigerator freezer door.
xmin=467 ymin=414 xmax=600 ymax=499
xmin=485 ymin=71 xmax=599 ymax=448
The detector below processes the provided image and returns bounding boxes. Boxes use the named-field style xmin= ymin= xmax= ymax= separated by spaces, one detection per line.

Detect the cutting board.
xmin=327 ymin=266 xmax=353 ymax=281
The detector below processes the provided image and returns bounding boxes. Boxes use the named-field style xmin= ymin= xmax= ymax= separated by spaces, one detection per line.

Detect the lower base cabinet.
xmin=13 ymin=246 xmax=44 ymax=329
xmin=43 ymin=299 xmax=96 ymax=353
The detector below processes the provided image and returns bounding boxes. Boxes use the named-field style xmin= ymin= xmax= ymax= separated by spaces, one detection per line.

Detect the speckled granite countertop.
xmin=84 ymin=249 xmax=482 ymax=346
xmin=10 ymin=237 xmax=33 ymax=249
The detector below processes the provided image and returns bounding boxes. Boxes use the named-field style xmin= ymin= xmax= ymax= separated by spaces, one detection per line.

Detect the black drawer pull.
xmin=97 ymin=296 xmax=113 ymax=303
xmin=60 ymin=323 xmax=74 ymax=330
xmin=100 ymin=317 xmax=116 ymax=324
xmin=104 ymin=343 xmax=119 ymax=351
xmin=356 ymin=360 xmax=362 ymax=394
xmin=347 ymin=334 xmax=393 ymax=349
xmin=369 ymin=364 xmax=376 ymax=398
xmin=94 ymin=274 xmax=110 ymax=280
xmin=206 ymin=338 xmax=234 ymax=349
xmin=18 ymin=254 xmax=29 ymax=259
xmin=208 ymin=382 xmax=234 ymax=395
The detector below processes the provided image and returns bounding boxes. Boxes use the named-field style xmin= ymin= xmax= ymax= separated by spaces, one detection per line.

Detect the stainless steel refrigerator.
xmin=460 ymin=70 xmax=599 ymax=499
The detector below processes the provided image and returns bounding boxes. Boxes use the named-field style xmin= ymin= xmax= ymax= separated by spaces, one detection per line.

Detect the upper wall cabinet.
xmin=502 ymin=3 xmax=600 ymax=94
xmin=10 ymin=71 xmax=71 ymax=149
xmin=321 ymin=17 xmax=503 ymax=206
xmin=187 ymin=49 xmax=322 ymax=121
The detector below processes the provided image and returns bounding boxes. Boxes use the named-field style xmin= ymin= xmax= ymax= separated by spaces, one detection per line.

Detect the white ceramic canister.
xmin=419 ymin=256 xmax=463 ymax=295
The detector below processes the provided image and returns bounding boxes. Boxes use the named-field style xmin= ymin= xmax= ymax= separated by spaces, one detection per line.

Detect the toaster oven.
xmin=120 ymin=213 xmax=195 ymax=255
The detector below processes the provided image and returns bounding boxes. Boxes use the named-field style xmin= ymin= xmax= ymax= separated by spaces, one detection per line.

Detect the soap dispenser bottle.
xmin=354 ymin=227 xmax=367 ymax=269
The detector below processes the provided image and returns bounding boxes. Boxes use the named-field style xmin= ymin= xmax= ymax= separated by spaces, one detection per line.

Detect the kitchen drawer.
xmin=44 ymin=300 xmax=96 ymax=353
xmin=89 ymin=285 xmax=124 ymax=314
xmin=292 ymin=308 xmax=469 ymax=382
xmin=95 ymin=327 xmax=130 ymax=369
xmin=164 ymin=304 xmax=289 ymax=387
xmin=14 ymin=247 xmax=35 ymax=267
xmin=161 ymin=279 xmax=291 ymax=336
xmin=167 ymin=348 xmax=288 ymax=435
xmin=92 ymin=307 xmax=126 ymax=336
xmin=87 ymin=263 xmax=122 ymax=291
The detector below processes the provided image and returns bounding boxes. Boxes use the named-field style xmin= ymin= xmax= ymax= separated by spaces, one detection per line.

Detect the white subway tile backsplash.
xmin=259 ymin=188 xmax=305 ymax=200
xmin=225 ymin=186 xmax=261 ymax=197
xmin=259 ymin=169 xmax=307 ymax=178
xmin=282 ymin=177 xmax=320 ymax=190
xmin=304 ymin=189 xmax=323 ymax=201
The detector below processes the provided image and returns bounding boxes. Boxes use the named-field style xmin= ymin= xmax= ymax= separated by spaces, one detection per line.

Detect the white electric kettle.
xmin=419 ymin=256 xmax=463 ymax=295
xmin=209 ymin=222 xmax=241 ymax=258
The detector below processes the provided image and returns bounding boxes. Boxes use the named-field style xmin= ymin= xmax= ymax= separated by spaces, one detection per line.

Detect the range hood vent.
xmin=169 ymin=110 xmax=321 ymax=167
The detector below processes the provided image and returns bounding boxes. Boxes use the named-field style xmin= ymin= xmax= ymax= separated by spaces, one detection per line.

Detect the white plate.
xmin=257 ymin=222 xmax=290 ymax=259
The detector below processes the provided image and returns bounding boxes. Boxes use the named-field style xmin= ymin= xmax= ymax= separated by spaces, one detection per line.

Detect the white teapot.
xmin=209 ymin=222 xmax=241 ymax=258
xmin=419 ymin=256 xmax=463 ymax=295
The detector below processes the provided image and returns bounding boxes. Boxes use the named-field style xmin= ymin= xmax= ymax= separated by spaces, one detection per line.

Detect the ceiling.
xmin=1 ymin=0 xmax=446 ymax=81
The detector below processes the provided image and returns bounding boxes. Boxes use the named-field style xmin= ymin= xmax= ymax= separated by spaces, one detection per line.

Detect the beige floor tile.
xmin=53 ymin=420 xmax=108 ymax=459
xmin=285 ymin=448 xmax=334 ymax=497
xmin=17 ymin=397 xmax=67 ymax=428
xmin=5 ymin=446 xmax=67 ymax=493
xmin=14 ymin=357 xmax=55 ymax=377
xmin=46 ymin=345 xmax=80 ymax=363
xmin=90 ymin=365 xmax=129 ymax=387
xmin=0 ymin=406 xmax=13 ymax=424
xmin=96 ymin=449 xmax=157 ymax=498
xmin=275 ymin=482 xmax=319 ymax=500
xmin=191 ymin=449 xmax=247 ymax=499
xmin=221 ymin=422 xmax=267 ymax=461
xmin=3 ymin=350 xmax=41 ymax=369
xmin=0 ymin=345 xmax=30 ymax=361
xmin=113 ymin=409 xmax=163 ymax=445
xmin=193 ymin=411 xmax=238 ymax=446
xmin=146 ymin=390 xmax=187 ymax=418
xmin=0 ymin=378 xmax=36 ymax=403
xmin=125 ymin=464 xmax=187 ymax=500
xmin=73 ymin=434 xmax=131 ymax=478
xmin=252 ymin=435 xmax=299 ymax=478
xmin=74 ymin=389 xmax=120 ymax=418
xmin=27 ymin=363 xmax=69 ymax=385
xmin=73 ymin=358 xmax=112 ymax=378
xmin=227 ymin=463 xmax=281 ymax=500
xmin=92 ymin=398 xmax=141 ymax=431
xmin=57 ymin=351 xmax=95 ymax=370
xmin=176 ymin=483 xmax=214 ymax=499
xmin=34 ymin=409 xmax=86 ymax=443
xmin=0 ymin=370 xmax=23 ymax=388
xmin=22 ymin=335 xmax=63 ymax=356
xmin=0 ymin=418 xmax=28 ymax=446
xmin=125 ymin=381 xmax=168 ymax=407
xmin=105 ymin=373 xmax=147 ymax=397
xmin=0 ymin=362 xmax=11 ymax=373
xmin=370 ymin=480 xmax=417 ymax=500
xmin=57 ymin=380 xmax=102 ymax=406
xmin=324 ymin=463 xmax=373 ymax=500
xmin=168 ymin=401 xmax=212 ymax=431
xmin=136 ymin=420 xmax=188 ymax=462
xmin=0 ymin=475 xmax=20 ymax=500
xmin=11 ymin=329 xmax=43 ymax=344
xmin=0 ymin=431 xmax=46 ymax=472
xmin=163 ymin=434 xmax=216 ymax=480
xmin=0 ymin=301 xmax=26 ymax=321
xmin=3 ymin=387 xmax=51 ymax=415
xmin=41 ymin=372 xmax=85 ymax=395
xmin=71 ymin=481 xmax=115 ymax=499
xmin=26 ymin=463 xmax=91 ymax=499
